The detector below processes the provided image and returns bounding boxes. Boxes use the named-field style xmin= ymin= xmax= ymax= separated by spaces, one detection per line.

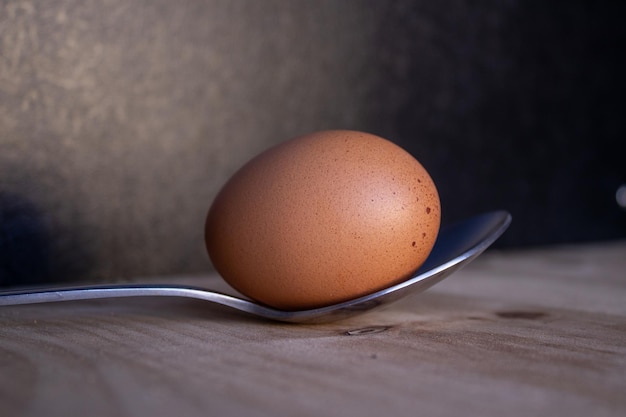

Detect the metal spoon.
xmin=0 ymin=211 xmax=511 ymax=323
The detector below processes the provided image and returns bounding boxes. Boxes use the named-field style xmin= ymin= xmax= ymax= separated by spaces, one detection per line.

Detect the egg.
xmin=205 ymin=130 xmax=440 ymax=310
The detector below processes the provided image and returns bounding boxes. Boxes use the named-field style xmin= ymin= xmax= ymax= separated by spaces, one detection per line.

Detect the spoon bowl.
xmin=0 ymin=211 xmax=511 ymax=323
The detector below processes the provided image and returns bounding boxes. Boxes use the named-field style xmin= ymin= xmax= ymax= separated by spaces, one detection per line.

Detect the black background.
xmin=365 ymin=2 xmax=625 ymax=247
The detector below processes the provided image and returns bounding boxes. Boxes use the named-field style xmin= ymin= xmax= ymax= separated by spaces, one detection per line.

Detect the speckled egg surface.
xmin=205 ymin=130 xmax=440 ymax=310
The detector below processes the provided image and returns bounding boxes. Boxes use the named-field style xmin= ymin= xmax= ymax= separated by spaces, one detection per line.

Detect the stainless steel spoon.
xmin=0 ymin=211 xmax=511 ymax=323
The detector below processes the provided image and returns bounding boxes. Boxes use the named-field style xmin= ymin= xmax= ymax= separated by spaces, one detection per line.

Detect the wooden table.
xmin=1 ymin=241 xmax=625 ymax=417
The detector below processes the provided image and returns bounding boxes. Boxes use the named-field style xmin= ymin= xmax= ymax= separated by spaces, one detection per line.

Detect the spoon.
xmin=0 ymin=211 xmax=511 ymax=323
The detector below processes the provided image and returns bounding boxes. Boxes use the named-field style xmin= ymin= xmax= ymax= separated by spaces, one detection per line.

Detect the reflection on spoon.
xmin=0 ymin=211 xmax=511 ymax=323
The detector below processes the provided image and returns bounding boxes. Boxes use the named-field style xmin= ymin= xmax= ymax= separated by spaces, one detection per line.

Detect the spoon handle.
xmin=0 ymin=283 xmax=296 ymax=321
xmin=0 ymin=284 xmax=245 ymax=309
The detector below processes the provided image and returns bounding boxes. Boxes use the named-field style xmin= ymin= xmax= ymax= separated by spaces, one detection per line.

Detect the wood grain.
xmin=1 ymin=241 xmax=625 ymax=417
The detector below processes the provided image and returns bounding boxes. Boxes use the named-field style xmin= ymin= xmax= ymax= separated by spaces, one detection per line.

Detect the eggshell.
xmin=205 ymin=130 xmax=440 ymax=310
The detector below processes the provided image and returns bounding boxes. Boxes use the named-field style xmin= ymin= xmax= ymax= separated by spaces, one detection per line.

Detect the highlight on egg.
xmin=205 ymin=130 xmax=441 ymax=310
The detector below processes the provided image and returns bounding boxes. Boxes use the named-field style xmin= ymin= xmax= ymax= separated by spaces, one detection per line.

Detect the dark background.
xmin=1 ymin=0 xmax=624 ymax=287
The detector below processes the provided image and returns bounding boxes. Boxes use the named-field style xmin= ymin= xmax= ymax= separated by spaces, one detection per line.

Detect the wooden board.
xmin=1 ymin=241 xmax=625 ymax=417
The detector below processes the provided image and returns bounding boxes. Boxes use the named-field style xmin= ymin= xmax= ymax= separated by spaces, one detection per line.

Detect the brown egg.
xmin=205 ymin=130 xmax=440 ymax=310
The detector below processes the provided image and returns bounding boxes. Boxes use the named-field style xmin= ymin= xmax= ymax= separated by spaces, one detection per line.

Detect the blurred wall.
xmin=1 ymin=0 xmax=624 ymax=286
